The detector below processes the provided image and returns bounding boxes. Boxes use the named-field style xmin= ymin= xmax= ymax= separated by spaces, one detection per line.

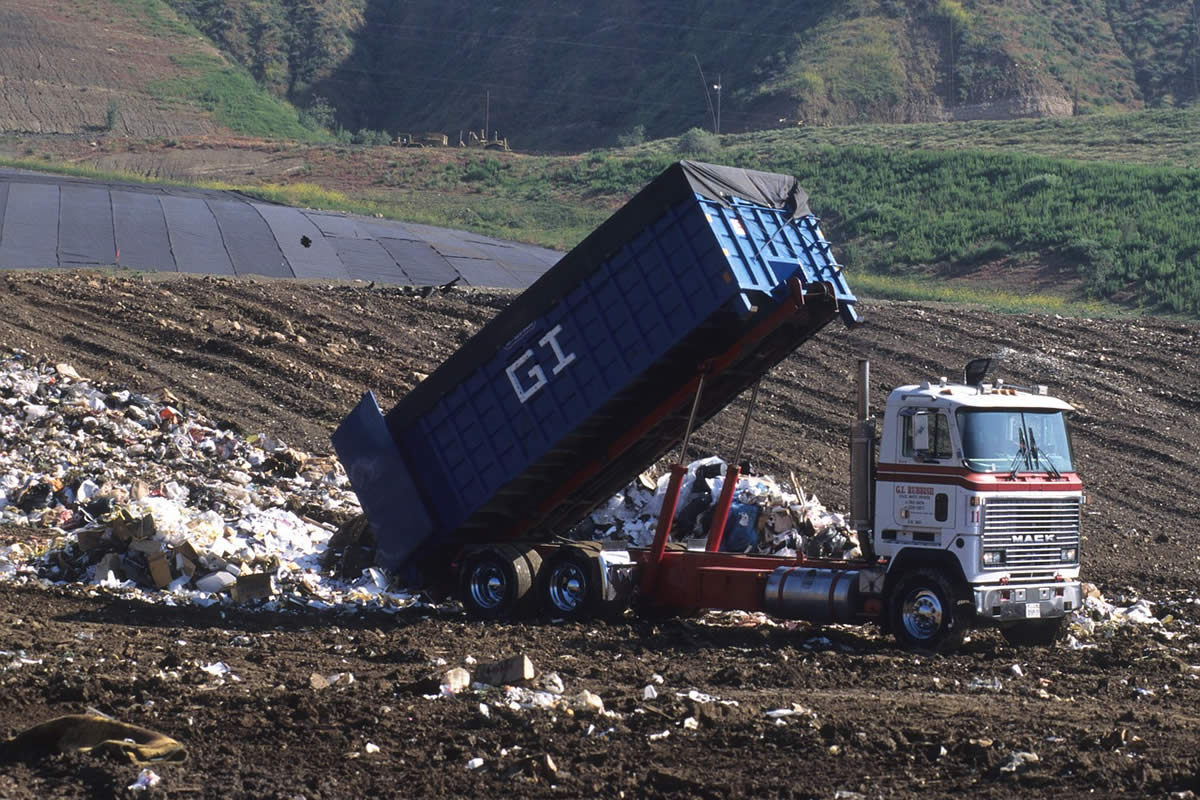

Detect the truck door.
xmin=893 ymin=409 xmax=956 ymax=529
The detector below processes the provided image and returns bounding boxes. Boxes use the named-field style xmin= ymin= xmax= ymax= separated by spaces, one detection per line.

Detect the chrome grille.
xmin=982 ymin=498 xmax=1081 ymax=568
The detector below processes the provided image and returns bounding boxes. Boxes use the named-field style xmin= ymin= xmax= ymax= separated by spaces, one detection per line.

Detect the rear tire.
xmin=538 ymin=548 xmax=602 ymax=620
xmin=888 ymin=568 xmax=967 ymax=653
xmin=459 ymin=545 xmax=539 ymax=620
xmin=1000 ymin=617 xmax=1066 ymax=647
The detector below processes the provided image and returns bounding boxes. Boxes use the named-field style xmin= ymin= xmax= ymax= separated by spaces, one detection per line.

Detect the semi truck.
xmin=333 ymin=160 xmax=1082 ymax=652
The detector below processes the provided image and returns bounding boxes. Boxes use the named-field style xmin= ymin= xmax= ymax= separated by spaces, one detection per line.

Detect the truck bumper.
xmin=974 ymin=581 xmax=1082 ymax=622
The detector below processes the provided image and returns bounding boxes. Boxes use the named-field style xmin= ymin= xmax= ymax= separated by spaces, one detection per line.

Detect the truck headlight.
xmin=1060 ymin=548 xmax=1078 ymax=563
xmin=982 ymin=550 xmax=1006 ymax=566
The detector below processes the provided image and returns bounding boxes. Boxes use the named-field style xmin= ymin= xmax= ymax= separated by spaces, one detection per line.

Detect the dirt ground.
xmin=1 ymin=271 xmax=1200 ymax=798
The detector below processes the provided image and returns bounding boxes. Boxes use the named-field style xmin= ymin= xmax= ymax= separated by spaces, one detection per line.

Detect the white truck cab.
xmin=853 ymin=362 xmax=1084 ymax=649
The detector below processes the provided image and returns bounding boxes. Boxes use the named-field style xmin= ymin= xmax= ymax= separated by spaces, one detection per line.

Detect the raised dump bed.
xmin=334 ymin=160 xmax=858 ymax=569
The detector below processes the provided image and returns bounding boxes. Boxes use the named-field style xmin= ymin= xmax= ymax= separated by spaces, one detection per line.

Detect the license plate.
xmin=1025 ymin=603 xmax=1041 ymax=619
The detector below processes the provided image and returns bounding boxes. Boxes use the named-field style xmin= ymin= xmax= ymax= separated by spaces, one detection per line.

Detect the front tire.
xmin=888 ymin=568 xmax=967 ymax=653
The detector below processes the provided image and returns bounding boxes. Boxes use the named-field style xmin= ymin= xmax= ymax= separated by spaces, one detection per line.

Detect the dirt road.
xmin=1 ymin=271 xmax=1198 ymax=798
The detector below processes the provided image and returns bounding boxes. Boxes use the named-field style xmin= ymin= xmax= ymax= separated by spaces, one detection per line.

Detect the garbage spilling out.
xmin=0 ymin=349 xmax=412 ymax=613
xmin=581 ymin=455 xmax=861 ymax=559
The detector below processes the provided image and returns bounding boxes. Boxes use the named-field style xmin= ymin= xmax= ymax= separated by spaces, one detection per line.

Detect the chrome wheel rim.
xmin=902 ymin=588 xmax=944 ymax=641
xmin=548 ymin=562 xmax=587 ymax=612
xmin=468 ymin=562 xmax=507 ymax=609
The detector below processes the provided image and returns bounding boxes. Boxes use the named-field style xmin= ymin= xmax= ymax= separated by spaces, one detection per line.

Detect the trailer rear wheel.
xmin=538 ymin=548 xmax=602 ymax=620
xmin=888 ymin=568 xmax=966 ymax=653
xmin=459 ymin=545 xmax=538 ymax=620
xmin=1000 ymin=618 xmax=1066 ymax=647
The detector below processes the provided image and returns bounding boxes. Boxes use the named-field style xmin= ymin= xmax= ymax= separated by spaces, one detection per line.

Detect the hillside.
xmin=0 ymin=0 xmax=314 ymax=139
xmin=2 ymin=0 xmax=1196 ymax=149
xmin=166 ymin=0 xmax=1200 ymax=150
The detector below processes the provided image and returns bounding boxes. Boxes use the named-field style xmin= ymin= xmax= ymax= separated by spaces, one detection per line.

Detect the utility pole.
xmin=485 ymin=89 xmax=490 ymax=140
xmin=713 ymin=74 xmax=722 ymax=134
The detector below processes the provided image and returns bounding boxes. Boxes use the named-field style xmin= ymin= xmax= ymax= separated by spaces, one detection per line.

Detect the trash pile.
xmin=0 ymin=349 xmax=416 ymax=612
xmin=584 ymin=455 xmax=861 ymax=559
xmin=1066 ymin=583 xmax=1183 ymax=645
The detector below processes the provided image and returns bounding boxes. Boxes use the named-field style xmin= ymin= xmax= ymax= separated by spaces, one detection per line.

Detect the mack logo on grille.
xmin=1010 ymin=533 xmax=1056 ymax=543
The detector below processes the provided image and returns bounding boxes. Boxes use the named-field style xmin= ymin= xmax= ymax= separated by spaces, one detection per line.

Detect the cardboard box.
xmin=474 ymin=654 xmax=535 ymax=687
xmin=146 ymin=551 xmax=173 ymax=589
xmin=231 ymin=572 xmax=274 ymax=603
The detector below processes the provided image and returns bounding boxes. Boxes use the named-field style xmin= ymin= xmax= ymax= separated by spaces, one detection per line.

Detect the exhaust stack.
xmin=849 ymin=359 xmax=876 ymax=559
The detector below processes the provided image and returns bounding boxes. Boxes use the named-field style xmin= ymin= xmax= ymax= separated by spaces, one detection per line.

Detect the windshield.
xmin=957 ymin=409 xmax=1074 ymax=474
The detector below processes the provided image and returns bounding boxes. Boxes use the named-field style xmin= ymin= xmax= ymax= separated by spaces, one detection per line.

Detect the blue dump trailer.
xmin=333 ymin=160 xmax=859 ymax=586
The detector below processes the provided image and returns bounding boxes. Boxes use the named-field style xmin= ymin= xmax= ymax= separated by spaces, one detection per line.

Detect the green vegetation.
xmin=850 ymin=272 xmax=1116 ymax=317
xmin=110 ymin=0 xmax=196 ymax=37
xmin=104 ymin=101 xmax=121 ymax=132
xmin=156 ymin=0 xmax=1200 ymax=150
xmin=690 ymin=106 xmax=1200 ymax=168
xmin=150 ymin=54 xmax=322 ymax=140
xmin=677 ymin=128 xmax=720 ymax=155
xmin=15 ymin=100 xmax=1200 ymax=316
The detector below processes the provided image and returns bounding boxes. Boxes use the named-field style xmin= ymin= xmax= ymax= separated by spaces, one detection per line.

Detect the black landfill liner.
xmin=0 ymin=182 xmax=58 ymax=269
xmin=307 ymin=212 xmax=364 ymax=240
xmin=255 ymin=203 xmax=350 ymax=281
xmin=329 ymin=237 xmax=408 ymax=284
xmin=377 ymin=238 xmax=457 ymax=285
xmin=160 ymin=196 xmax=236 ymax=276
xmin=445 ymin=257 xmax=523 ymax=289
xmin=59 ymin=184 xmax=116 ymax=266
xmin=113 ymin=191 xmax=176 ymax=271
xmin=208 ymin=198 xmax=291 ymax=279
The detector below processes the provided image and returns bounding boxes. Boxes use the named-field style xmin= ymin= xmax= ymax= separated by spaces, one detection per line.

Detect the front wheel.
xmin=888 ymin=568 xmax=968 ymax=653
xmin=1000 ymin=617 xmax=1066 ymax=647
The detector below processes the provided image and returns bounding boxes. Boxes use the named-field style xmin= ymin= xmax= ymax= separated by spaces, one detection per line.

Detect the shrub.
xmin=678 ymin=127 xmax=719 ymax=155
xmin=105 ymin=100 xmax=121 ymax=132
xmin=616 ymin=124 xmax=646 ymax=147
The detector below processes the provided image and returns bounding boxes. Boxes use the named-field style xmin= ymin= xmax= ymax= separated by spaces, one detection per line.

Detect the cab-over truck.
xmin=333 ymin=161 xmax=1082 ymax=651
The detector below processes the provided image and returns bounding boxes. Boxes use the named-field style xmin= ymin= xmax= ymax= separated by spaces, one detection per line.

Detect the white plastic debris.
xmin=128 ymin=769 xmax=161 ymax=792
xmin=466 ymin=757 xmax=484 ymax=770
xmin=538 ymin=672 xmax=565 ymax=695
xmin=999 ymin=751 xmax=1040 ymax=773
xmin=365 ymin=742 xmax=380 ymax=754
xmin=572 ymin=690 xmax=605 ymax=714
xmin=643 ymin=684 xmax=658 ymax=700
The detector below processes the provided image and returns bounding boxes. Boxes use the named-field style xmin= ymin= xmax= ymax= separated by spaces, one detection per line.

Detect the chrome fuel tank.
xmin=764 ymin=567 xmax=859 ymax=623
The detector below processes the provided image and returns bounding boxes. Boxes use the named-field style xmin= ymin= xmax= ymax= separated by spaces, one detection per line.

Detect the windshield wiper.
xmin=1008 ymin=427 xmax=1029 ymax=479
xmin=1027 ymin=428 xmax=1061 ymax=479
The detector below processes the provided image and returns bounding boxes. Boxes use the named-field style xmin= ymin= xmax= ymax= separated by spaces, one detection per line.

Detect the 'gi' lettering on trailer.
xmin=505 ymin=324 xmax=576 ymax=403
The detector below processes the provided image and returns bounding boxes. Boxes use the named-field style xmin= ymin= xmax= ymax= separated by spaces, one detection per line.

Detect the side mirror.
xmin=912 ymin=412 xmax=931 ymax=452
xmin=964 ymin=357 xmax=992 ymax=386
